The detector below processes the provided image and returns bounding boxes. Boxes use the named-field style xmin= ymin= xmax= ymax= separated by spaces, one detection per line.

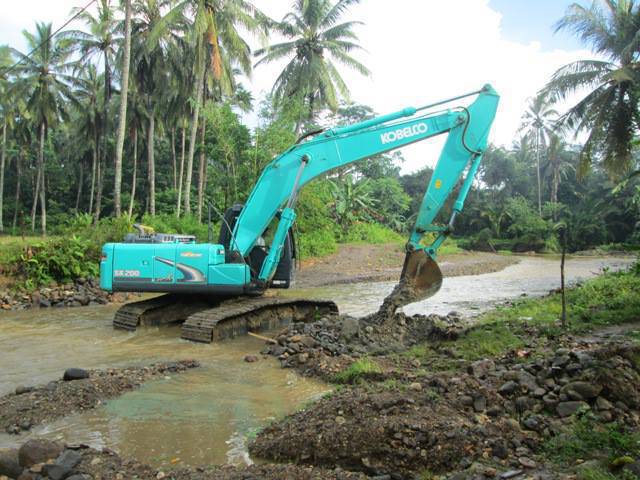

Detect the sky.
xmin=0 ymin=0 xmax=595 ymax=173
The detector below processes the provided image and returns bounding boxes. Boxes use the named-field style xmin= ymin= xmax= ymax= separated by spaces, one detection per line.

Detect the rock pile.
xmin=1 ymin=361 xmax=200 ymax=435
xmin=489 ymin=344 xmax=640 ymax=431
xmin=261 ymin=312 xmax=461 ymax=379
xmin=0 ymin=441 xmax=371 ymax=480
xmin=0 ymin=278 xmax=135 ymax=311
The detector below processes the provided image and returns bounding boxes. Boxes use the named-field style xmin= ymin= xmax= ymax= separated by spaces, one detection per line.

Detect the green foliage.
xmin=333 ymin=358 xmax=382 ymax=384
xmin=140 ymin=214 xmax=211 ymax=242
xmin=505 ymin=196 xmax=553 ymax=251
xmin=545 ymin=414 xmax=640 ymax=467
xmin=341 ymin=222 xmax=404 ymax=244
xmin=14 ymin=236 xmax=99 ymax=288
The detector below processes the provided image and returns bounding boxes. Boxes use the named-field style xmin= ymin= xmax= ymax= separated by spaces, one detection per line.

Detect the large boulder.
xmin=18 ymin=439 xmax=63 ymax=468
xmin=63 ymin=368 xmax=90 ymax=381
xmin=0 ymin=448 xmax=22 ymax=479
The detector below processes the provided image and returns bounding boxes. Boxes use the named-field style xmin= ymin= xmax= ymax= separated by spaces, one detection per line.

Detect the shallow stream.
xmin=0 ymin=254 xmax=632 ymax=468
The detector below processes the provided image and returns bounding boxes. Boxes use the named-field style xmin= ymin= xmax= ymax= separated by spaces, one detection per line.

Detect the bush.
xmin=298 ymin=227 xmax=338 ymax=258
xmin=341 ymin=222 xmax=404 ymax=244
xmin=14 ymin=236 xmax=99 ymax=288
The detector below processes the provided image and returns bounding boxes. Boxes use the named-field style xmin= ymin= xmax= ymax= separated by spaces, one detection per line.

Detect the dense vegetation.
xmin=0 ymin=0 xmax=639 ymax=288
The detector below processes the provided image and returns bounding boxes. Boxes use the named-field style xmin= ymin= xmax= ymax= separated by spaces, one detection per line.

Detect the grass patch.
xmin=402 ymin=269 xmax=640 ymax=370
xmin=545 ymin=415 xmax=640 ymax=466
xmin=333 ymin=358 xmax=382 ymax=384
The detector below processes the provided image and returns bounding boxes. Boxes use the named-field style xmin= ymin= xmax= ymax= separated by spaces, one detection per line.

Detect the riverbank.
xmin=295 ymin=243 xmax=518 ymax=287
xmin=0 ymin=360 xmax=199 ymax=436
xmin=250 ymin=268 xmax=640 ymax=479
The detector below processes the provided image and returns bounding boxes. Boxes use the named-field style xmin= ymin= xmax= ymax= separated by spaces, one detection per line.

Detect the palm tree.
xmin=169 ymin=0 xmax=264 ymax=216
xmin=543 ymin=1 xmax=640 ymax=179
xmin=74 ymin=64 xmax=104 ymax=215
xmin=12 ymin=22 xmax=76 ymax=234
xmin=64 ymin=0 xmax=118 ymax=219
xmin=131 ymin=0 xmax=177 ymax=215
xmin=255 ymin=0 xmax=370 ymax=128
xmin=519 ymin=93 xmax=558 ymax=215
xmin=0 ymin=45 xmax=13 ymax=233
xmin=544 ymin=134 xmax=574 ymax=206
xmin=113 ymin=0 xmax=133 ymax=216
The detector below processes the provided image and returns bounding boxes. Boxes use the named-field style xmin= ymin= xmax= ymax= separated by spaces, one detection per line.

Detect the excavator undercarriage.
xmin=113 ymin=294 xmax=338 ymax=343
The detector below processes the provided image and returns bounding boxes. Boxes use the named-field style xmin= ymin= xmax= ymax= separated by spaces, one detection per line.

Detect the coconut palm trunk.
xmin=0 ymin=120 xmax=6 ymax=233
xmin=536 ymin=128 xmax=542 ymax=216
xmin=113 ymin=0 xmax=132 ymax=217
xmin=38 ymin=122 xmax=47 ymax=235
xmin=30 ymin=166 xmax=40 ymax=232
xmin=94 ymin=147 xmax=103 ymax=221
xmin=89 ymin=139 xmax=97 ymax=214
xmin=75 ymin=162 xmax=84 ymax=213
xmin=171 ymin=127 xmax=177 ymax=190
xmin=128 ymin=127 xmax=137 ymax=218
xmin=12 ymin=149 xmax=21 ymax=230
xmin=183 ymin=62 xmax=205 ymax=216
xmin=197 ymin=119 xmax=206 ymax=221
xmin=176 ymin=123 xmax=186 ymax=217
xmin=147 ymin=113 xmax=156 ymax=215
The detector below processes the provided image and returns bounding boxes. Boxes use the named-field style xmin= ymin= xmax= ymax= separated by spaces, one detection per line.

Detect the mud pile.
xmin=1 ymin=360 xmax=200 ymax=435
xmin=251 ymin=342 xmax=640 ymax=479
xmin=261 ymin=312 xmax=462 ymax=379
xmin=0 ymin=440 xmax=371 ymax=480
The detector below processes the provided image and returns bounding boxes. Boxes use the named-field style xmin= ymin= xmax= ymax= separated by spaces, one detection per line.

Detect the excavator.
xmin=100 ymin=85 xmax=500 ymax=342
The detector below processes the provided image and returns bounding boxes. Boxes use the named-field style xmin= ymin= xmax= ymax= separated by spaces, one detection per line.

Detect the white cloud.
xmin=249 ymin=0 xmax=593 ymax=173
xmin=1 ymin=0 xmax=593 ymax=173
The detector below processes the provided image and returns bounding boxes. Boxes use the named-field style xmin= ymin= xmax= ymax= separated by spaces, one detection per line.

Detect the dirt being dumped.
xmin=0 ymin=360 xmax=200 ymax=435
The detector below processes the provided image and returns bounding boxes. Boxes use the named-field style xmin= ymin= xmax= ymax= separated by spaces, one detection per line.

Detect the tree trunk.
xmin=94 ymin=145 xmax=103 ymax=222
xmin=12 ymin=149 xmax=21 ymax=230
xmin=128 ymin=127 xmax=138 ymax=218
xmin=560 ymin=228 xmax=567 ymax=329
xmin=74 ymin=162 xmax=84 ymax=213
xmin=183 ymin=61 xmax=205 ymax=216
xmin=113 ymin=0 xmax=132 ymax=217
xmin=30 ymin=166 xmax=40 ymax=232
xmin=176 ymin=124 xmax=186 ymax=217
xmin=89 ymin=134 xmax=97 ymax=214
xmin=38 ymin=122 xmax=47 ymax=236
xmin=536 ymin=128 xmax=542 ymax=216
xmin=0 ymin=120 xmax=6 ymax=233
xmin=551 ymin=162 xmax=559 ymax=204
xmin=148 ymin=113 xmax=156 ymax=215
xmin=171 ymin=127 xmax=177 ymax=190
xmin=196 ymin=119 xmax=206 ymax=222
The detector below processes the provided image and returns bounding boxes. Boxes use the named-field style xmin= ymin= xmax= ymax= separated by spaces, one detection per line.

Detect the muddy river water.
xmin=0 ymin=255 xmax=632 ymax=468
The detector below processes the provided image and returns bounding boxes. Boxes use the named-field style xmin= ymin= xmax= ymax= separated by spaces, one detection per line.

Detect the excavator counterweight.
xmin=101 ymin=85 xmax=499 ymax=342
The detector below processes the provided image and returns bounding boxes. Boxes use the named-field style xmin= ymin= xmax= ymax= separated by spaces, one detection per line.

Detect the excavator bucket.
xmin=379 ymin=249 xmax=443 ymax=315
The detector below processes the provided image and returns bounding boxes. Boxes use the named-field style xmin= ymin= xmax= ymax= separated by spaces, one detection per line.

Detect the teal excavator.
xmin=100 ymin=85 xmax=499 ymax=342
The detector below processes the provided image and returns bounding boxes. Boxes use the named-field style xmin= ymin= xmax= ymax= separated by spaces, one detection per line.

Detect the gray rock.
xmin=459 ymin=395 xmax=474 ymax=407
xmin=63 ymin=368 xmax=89 ymax=381
xmin=468 ymin=359 xmax=495 ymax=378
xmin=523 ymin=415 xmax=544 ymax=432
xmin=500 ymin=470 xmax=524 ymax=479
xmin=473 ymin=395 xmax=487 ymax=412
xmin=18 ymin=439 xmax=63 ymax=468
xmin=561 ymin=381 xmax=602 ymax=400
xmin=67 ymin=475 xmax=93 ymax=480
xmin=499 ymin=381 xmax=518 ymax=395
xmin=596 ymin=396 xmax=613 ymax=410
xmin=243 ymin=355 xmax=259 ymax=363
xmin=532 ymin=387 xmax=546 ymax=398
xmin=556 ymin=401 xmax=589 ymax=418
xmin=15 ymin=386 xmax=34 ymax=395
xmin=340 ymin=317 xmax=360 ymax=340
xmin=0 ymin=448 xmax=23 ymax=478
xmin=516 ymin=371 xmax=538 ymax=391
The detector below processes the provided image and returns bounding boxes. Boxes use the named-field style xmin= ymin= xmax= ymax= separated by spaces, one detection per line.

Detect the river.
xmin=0 ymin=254 xmax=632 ymax=468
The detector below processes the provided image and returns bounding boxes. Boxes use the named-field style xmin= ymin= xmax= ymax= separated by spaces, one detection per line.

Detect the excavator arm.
xmin=233 ymin=84 xmax=499 ymax=297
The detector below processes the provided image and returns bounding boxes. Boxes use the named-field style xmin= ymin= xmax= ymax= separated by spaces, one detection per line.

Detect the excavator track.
xmin=113 ymin=294 xmax=217 ymax=331
xmin=181 ymin=296 xmax=339 ymax=343
xmin=113 ymin=294 xmax=338 ymax=343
